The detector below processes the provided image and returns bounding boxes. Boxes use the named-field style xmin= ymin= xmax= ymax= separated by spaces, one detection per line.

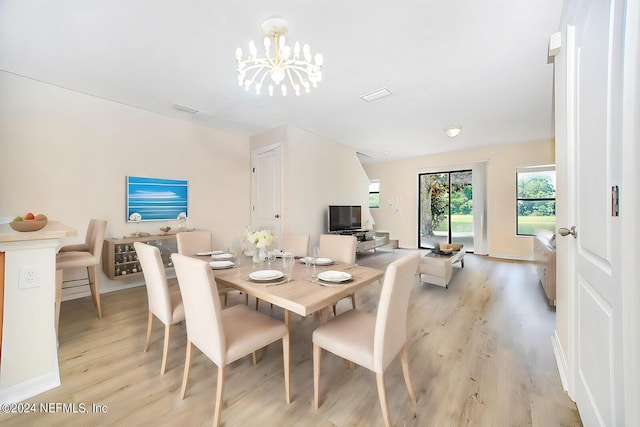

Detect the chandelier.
xmin=235 ymin=18 xmax=323 ymax=96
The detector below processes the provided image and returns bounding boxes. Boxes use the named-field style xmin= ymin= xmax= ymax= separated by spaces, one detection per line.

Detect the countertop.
xmin=0 ymin=220 xmax=77 ymax=242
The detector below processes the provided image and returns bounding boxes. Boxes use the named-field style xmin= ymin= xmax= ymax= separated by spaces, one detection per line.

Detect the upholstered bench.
xmin=419 ymin=250 xmax=465 ymax=288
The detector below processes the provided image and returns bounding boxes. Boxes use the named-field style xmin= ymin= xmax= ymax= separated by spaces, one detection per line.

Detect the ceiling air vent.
xmin=360 ymin=88 xmax=392 ymax=102
xmin=172 ymin=104 xmax=199 ymax=114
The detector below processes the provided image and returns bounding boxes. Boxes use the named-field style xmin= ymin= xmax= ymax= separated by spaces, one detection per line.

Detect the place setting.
xmin=312 ymin=270 xmax=353 ymax=287
xmin=299 ymin=257 xmax=333 ymax=266
xmin=209 ymin=260 xmax=235 ymax=270
xmin=247 ymin=269 xmax=288 ymax=286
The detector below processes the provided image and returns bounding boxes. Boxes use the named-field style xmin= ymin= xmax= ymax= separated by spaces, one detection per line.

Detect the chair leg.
xmin=244 ymin=293 xmax=249 ymax=305
xmin=180 ymin=341 xmax=193 ymax=399
xmin=376 ymin=373 xmax=392 ymax=427
xmin=213 ymin=365 xmax=226 ymax=427
xmin=144 ymin=312 xmax=153 ymax=352
xmin=255 ymin=298 xmax=260 ymax=310
xmin=87 ymin=265 xmax=102 ymax=318
xmin=161 ymin=324 xmax=171 ymax=375
xmin=223 ymin=292 xmax=228 ymax=307
xmin=400 ymin=344 xmax=417 ymax=404
xmin=252 ymin=351 xmax=257 ymax=365
xmin=283 ymin=332 xmax=290 ymax=404
xmin=332 ymin=304 xmax=337 ymax=317
xmin=350 ymin=293 xmax=356 ymax=309
xmin=313 ymin=343 xmax=321 ymax=409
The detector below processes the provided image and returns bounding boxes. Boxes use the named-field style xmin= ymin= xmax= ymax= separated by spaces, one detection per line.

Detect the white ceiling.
xmin=0 ymin=1 xmax=563 ymax=163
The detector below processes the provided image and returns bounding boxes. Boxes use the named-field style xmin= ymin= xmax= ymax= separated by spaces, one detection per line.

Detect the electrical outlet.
xmin=19 ymin=265 xmax=41 ymax=289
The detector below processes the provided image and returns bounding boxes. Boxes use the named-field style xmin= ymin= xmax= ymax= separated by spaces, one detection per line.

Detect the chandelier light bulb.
xmin=235 ymin=17 xmax=323 ymax=96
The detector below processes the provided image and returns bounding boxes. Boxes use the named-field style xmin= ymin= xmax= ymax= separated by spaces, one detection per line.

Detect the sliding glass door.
xmin=419 ymin=170 xmax=474 ymax=251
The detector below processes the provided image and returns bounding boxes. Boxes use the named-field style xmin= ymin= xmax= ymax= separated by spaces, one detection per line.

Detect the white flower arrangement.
xmin=246 ymin=228 xmax=276 ymax=249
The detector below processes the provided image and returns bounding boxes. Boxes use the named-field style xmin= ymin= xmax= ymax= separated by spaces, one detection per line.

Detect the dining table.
xmin=208 ymin=256 xmax=384 ymax=328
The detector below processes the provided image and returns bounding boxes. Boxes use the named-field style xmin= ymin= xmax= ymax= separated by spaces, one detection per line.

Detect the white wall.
xmin=363 ymin=140 xmax=555 ymax=259
xmin=0 ymin=71 xmax=251 ymax=297
xmin=251 ymin=125 xmax=370 ymax=248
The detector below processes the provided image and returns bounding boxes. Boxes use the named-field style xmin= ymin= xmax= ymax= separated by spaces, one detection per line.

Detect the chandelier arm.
xmin=256 ymin=68 xmax=271 ymax=88
xmin=244 ymin=65 xmax=268 ymax=88
xmin=280 ymin=62 xmax=315 ymax=77
xmin=286 ymin=67 xmax=305 ymax=88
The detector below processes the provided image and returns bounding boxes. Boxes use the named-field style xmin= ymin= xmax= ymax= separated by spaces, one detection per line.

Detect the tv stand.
xmin=330 ymin=230 xmax=390 ymax=253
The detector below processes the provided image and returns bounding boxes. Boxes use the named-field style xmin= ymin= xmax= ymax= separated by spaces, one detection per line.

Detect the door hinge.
xmin=611 ymin=185 xmax=619 ymax=216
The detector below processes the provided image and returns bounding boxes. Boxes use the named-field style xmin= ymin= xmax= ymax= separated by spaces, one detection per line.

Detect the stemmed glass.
xmin=311 ymin=246 xmax=320 ymax=277
xmin=282 ymin=252 xmax=295 ymax=282
xmin=266 ymin=249 xmax=277 ymax=270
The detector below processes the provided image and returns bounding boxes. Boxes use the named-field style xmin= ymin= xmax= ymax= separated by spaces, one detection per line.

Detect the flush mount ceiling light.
xmin=235 ymin=17 xmax=323 ymax=96
xmin=444 ymin=126 xmax=463 ymax=138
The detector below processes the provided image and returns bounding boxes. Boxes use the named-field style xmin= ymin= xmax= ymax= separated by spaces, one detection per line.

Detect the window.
xmin=516 ymin=166 xmax=556 ymax=236
xmin=369 ymin=180 xmax=380 ymax=208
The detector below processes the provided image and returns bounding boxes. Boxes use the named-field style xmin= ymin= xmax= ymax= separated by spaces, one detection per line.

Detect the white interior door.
xmin=565 ymin=1 xmax=624 ymax=424
xmin=251 ymin=144 xmax=282 ymax=240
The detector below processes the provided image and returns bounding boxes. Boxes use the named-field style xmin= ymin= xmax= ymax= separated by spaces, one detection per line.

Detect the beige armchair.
xmin=312 ymin=251 xmax=420 ymax=427
xmin=171 ymin=254 xmax=290 ymax=426
xmin=319 ymin=234 xmax=357 ymax=315
xmin=134 ymin=242 xmax=185 ymax=375
xmin=55 ymin=219 xmax=107 ymax=333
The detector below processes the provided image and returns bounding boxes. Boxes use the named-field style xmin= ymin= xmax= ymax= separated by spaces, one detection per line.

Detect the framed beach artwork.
xmin=126 ymin=176 xmax=188 ymax=222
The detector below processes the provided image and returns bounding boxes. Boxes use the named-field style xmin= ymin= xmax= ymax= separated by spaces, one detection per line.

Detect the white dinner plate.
xmin=211 ymin=253 xmax=234 ymax=260
xmin=249 ymin=270 xmax=284 ymax=281
xmin=210 ymin=261 xmax=235 ymax=269
xmin=196 ymin=250 xmax=223 ymax=256
xmin=317 ymin=271 xmax=352 ymax=282
xmin=299 ymin=257 xmax=333 ymax=265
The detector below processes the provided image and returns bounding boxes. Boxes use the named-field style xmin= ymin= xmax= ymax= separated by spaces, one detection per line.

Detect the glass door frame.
xmin=418 ymin=169 xmax=473 ymax=250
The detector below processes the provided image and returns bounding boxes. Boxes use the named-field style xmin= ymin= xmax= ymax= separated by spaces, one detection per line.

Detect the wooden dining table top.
xmin=210 ymin=257 xmax=384 ymax=318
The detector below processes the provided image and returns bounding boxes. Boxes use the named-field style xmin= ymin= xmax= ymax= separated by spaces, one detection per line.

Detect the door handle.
xmin=558 ymin=226 xmax=577 ymax=238
xmin=274 ymin=214 xmax=280 ymax=219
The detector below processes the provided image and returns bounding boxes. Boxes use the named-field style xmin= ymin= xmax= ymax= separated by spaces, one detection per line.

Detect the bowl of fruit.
xmin=10 ymin=212 xmax=48 ymax=232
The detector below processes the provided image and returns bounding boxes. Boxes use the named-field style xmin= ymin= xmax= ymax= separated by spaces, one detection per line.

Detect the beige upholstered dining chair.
xmin=55 ymin=219 xmax=107 ymax=333
xmin=281 ymin=233 xmax=310 ymax=257
xmin=319 ymin=234 xmax=358 ymax=315
xmin=312 ymin=251 xmax=420 ymax=427
xmin=176 ymin=230 xmax=232 ymax=306
xmin=171 ymin=254 xmax=290 ymax=427
xmin=176 ymin=230 xmax=215 ymax=256
xmin=134 ymin=242 xmax=185 ymax=375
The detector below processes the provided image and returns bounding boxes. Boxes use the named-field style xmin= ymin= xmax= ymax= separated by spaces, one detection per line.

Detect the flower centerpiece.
xmin=246 ymin=228 xmax=276 ymax=263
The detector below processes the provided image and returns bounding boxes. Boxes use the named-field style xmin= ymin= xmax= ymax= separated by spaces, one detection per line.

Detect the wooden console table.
xmin=102 ymin=233 xmax=177 ymax=280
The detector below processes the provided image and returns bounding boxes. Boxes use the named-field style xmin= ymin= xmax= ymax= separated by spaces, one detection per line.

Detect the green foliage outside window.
xmin=517 ymin=169 xmax=556 ymax=235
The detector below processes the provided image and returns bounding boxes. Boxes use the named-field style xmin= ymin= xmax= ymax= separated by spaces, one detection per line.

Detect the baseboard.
xmin=0 ymin=371 xmax=61 ymax=404
xmin=489 ymin=253 xmax=534 ymax=262
xmin=61 ymin=279 xmax=145 ymax=302
xmin=551 ymin=330 xmax=571 ymax=398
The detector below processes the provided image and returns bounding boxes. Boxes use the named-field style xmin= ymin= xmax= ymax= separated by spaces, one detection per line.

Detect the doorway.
xmin=418 ymin=170 xmax=474 ymax=251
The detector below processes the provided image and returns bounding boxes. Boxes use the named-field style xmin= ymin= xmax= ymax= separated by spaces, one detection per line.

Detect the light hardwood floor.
xmin=1 ymin=250 xmax=582 ymax=426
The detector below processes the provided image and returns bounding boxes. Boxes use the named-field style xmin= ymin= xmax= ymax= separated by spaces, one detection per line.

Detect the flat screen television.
xmin=126 ymin=176 xmax=188 ymax=222
xmin=328 ymin=205 xmax=362 ymax=232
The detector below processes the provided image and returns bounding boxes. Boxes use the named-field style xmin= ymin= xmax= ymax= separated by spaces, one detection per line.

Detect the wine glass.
xmin=282 ymin=252 xmax=295 ymax=281
xmin=266 ymin=250 xmax=277 ymax=270
xmin=311 ymin=246 xmax=320 ymax=277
